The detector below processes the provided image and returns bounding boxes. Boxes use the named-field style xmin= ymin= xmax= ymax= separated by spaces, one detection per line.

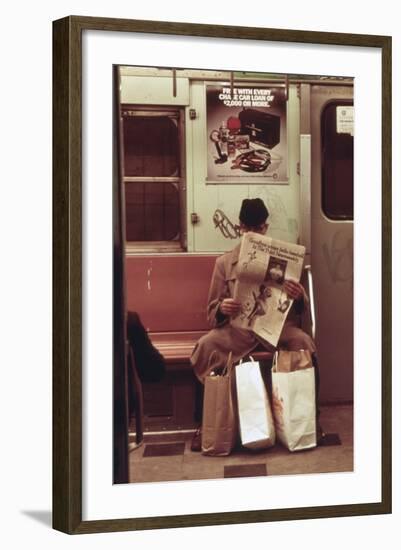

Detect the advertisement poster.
xmin=206 ymin=85 xmax=288 ymax=182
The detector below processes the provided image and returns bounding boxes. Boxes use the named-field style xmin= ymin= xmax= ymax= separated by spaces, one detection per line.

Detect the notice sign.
xmin=336 ymin=106 xmax=354 ymax=136
xmin=206 ymin=85 xmax=288 ymax=183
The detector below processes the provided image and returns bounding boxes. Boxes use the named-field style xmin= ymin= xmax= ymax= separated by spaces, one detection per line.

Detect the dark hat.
xmin=239 ymin=198 xmax=269 ymax=226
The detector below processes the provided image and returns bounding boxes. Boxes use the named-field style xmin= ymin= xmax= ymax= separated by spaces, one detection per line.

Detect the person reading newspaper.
xmin=190 ymin=198 xmax=325 ymax=451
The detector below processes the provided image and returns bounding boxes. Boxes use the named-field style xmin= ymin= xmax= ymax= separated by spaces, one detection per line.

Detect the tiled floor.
xmin=129 ymin=404 xmax=353 ymax=483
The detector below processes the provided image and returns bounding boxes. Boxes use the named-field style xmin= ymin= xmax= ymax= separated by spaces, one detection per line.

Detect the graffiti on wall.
xmin=322 ymin=230 xmax=353 ymax=287
xmin=212 ymin=209 xmax=241 ymax=239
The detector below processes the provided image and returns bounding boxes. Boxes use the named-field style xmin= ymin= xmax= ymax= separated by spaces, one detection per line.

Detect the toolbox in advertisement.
xmin=238 ymin=108 xmax=281 ymax=149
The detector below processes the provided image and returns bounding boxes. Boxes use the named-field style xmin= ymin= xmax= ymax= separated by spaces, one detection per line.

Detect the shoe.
xmin=317 ymin=424 xmax=326 ymax=446
xmin=190 ymin=427 xmax=202 ymax=452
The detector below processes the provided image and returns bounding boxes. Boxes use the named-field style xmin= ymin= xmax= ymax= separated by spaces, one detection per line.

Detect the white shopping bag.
xmin=272 ymin=350 xmax=316 ymax=451
xmin=235 ymin=359 xmax=275 ymax=450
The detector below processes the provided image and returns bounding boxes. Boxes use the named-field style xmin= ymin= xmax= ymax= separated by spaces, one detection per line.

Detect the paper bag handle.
xmin=207 ymin=350 xmax=219 ymax=372
xmin=238 ymin=354 xmax=256 ymax=366
xmin=222 ymin=351 xmax=233 ymax=377
xmin=273 ymin=349 xmax=312 ymax=372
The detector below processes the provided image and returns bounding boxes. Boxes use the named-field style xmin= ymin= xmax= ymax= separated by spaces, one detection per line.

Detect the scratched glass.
xmin=125 ymin=181 xmax=180 ymax=241
xmin=121 ymin=109 xmax=181 ymax=242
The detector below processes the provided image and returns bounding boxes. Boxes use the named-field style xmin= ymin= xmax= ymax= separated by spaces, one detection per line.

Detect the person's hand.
xmin=283 ymin=280 xmax=304 ymax=301
xmin=219 ymin=298 xmax=241 ymax=316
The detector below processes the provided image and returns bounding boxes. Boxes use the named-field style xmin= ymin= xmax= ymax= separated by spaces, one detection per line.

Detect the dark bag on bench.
xmin=127 ymin=311 xmax=166 ymax=383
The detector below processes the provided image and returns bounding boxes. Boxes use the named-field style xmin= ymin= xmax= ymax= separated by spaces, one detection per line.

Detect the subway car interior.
xmin=113 ymin=66 xmax=354 ymax=484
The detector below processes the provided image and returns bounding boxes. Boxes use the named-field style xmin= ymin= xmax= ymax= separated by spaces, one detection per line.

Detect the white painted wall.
xmin=120 ymin=74 xmax=190 ymax=105
xmin=120 ymin=73 xmax=301 ymax=252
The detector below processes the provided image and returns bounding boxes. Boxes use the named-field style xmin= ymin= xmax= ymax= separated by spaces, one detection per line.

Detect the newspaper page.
xmin=231 ymin=232 xmax=306 ymax=347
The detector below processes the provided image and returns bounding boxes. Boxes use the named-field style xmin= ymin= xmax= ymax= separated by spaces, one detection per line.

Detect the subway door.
xmin=310 ymin=85 xmax=354 ymax=403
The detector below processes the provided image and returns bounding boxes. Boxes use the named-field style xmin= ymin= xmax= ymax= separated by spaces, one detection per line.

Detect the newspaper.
xmin=231 ymin=232 xmax=306 ymax=347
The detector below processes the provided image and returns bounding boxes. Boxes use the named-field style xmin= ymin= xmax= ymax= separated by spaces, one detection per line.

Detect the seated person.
xmin=190 ymin=198 xmax=324 ymax=450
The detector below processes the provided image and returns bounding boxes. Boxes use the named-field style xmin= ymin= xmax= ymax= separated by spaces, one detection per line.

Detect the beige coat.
xmin=190 ymin=243 xmax=316 ymax=382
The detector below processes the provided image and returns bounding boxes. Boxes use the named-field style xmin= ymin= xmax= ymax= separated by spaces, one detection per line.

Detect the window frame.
xmin=120 ymin=104 xmax=187 ymax=253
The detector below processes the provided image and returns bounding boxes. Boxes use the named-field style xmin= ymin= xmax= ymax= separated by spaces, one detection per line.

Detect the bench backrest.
xmin=125 ymin=254 xmax=218 ymax=332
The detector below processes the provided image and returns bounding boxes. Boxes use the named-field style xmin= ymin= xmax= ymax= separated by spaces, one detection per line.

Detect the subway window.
xmin=321 ymin=102 xmax=354 ymax=220
xmin=121 ymin=107 xmax=185 ymax=250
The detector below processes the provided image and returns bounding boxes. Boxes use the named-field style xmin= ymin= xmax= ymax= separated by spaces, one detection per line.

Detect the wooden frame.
xmin=53 ymin=15 xmax=392 ymax=534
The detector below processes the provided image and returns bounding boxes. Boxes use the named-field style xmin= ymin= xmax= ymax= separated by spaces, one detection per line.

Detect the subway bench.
xmin=126 ymin=254 xmax=273 ymax=366
xmin=150 ymin=330 xmax=273 ymax=367
xmin=126 ymin=254 xmax=273 ymax=433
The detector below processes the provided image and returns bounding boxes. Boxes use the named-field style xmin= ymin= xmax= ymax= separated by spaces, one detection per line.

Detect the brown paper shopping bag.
xmin=272 ymin=350 xmax=316 ymax=451
xmin=201 ymin=352 xmax=238 ymax=456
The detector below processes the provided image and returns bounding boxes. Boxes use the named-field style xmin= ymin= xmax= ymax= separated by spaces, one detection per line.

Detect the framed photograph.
xmin=53 ymin=16 xmax=391 ymax=534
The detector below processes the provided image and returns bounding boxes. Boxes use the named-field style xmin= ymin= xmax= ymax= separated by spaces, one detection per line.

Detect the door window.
xmin=321 ymin=102 xmax=354 ymax=220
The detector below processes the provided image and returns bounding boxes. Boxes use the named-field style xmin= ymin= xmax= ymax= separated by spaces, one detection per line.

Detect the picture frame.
xmin=52 ymin=15 xmax=392 ymax=534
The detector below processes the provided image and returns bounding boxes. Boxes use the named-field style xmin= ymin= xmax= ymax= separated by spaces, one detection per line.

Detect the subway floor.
xmin=128 ymin=404 xmax=353 ymax=483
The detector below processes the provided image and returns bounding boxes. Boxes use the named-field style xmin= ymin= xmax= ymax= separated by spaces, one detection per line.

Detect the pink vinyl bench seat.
xmin=125 ymin=254 xmax=273 ymax=368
